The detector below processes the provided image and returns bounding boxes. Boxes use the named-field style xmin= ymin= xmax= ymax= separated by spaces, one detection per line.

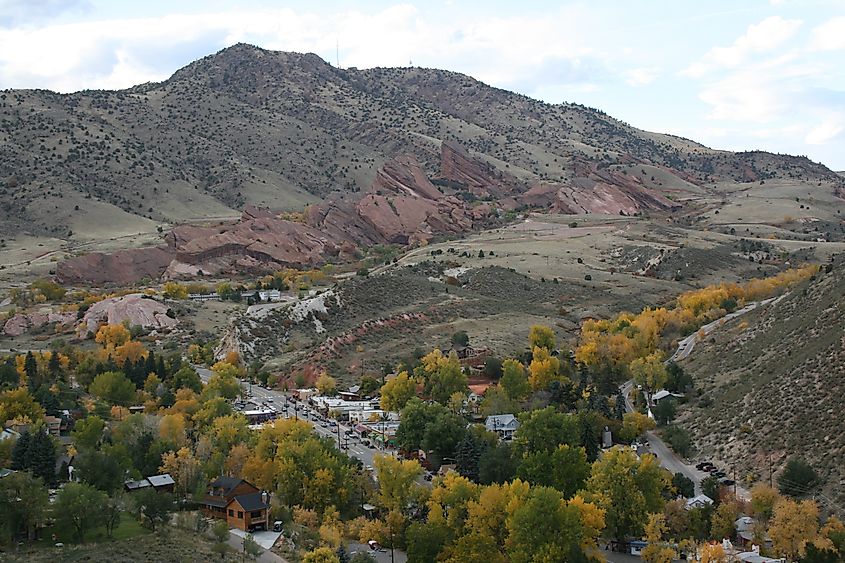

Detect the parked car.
xmin=721 ymin=479 xmax=736 ymax=486
xmin=713 ymin=471 xmax=727 ymax=479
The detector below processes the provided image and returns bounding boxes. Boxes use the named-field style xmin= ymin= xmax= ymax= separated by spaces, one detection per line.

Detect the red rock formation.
xmin=524 ymin=160 xmax=679 ymax=215
xmin=371 ymin=154 xmax=443 ymax=200
xmin=438 ymin=140 xmax=522 ymax=197
xmin=56 ymin=246 xmax=175 ymax=285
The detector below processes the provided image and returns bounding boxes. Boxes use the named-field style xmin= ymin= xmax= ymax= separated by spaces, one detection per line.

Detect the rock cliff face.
xmin=523 ymin=160 xmax=679 ymax=215
xmin=57 ymin=152 xmax=488 ymax=285
xmin=438 ymin=141 xmax=522 ymax=198
xmin=2 ymin=311 xmax=76 ymax=336
xmin=77 ymin=294 xmax=177 ymax=337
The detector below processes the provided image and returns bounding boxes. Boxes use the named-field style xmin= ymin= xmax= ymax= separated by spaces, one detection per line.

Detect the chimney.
xmin=261 ymin=491 xmax=268 ymax=505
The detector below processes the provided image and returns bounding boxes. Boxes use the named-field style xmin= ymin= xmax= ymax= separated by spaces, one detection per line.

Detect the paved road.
xmin=669 ymin=296 xmax=782 ymax=362
xmin=196 ymin=367 xmax=383 ymax=470
xmin=618 ymin=298 xmax=781 ymax=500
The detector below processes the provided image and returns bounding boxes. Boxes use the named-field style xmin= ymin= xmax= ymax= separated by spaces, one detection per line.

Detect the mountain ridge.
xmin=2 ymin=43 xmax=843 ymax=283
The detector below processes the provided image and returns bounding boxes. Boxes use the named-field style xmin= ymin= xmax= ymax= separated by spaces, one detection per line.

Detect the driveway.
xmin=227 ymin=529 xmax=288 ymax=562
xmin=347 ymin=541 xmax=408 ymax=563
xmin=230 ymin=528 xmax=282 ymax=550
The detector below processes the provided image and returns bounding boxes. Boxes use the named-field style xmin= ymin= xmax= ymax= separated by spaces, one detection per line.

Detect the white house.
xmin=485 ymin=414 xmax=520 ymax=440
xmin=684 ymin=494 xmax=714 ymax=511
xmin=652 ymin=389 xmax=684 ymax=404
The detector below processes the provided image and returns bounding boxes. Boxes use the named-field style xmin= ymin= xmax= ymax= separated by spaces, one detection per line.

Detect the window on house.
xmin=228 ymin=509 xmax=234 ymax=517
xmin=251 ymin=510 xmax=263 ymax=518
xmin=237 ymin=511 xmax=243 ymax=518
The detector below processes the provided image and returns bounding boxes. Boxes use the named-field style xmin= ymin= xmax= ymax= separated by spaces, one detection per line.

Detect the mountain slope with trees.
xmin=676 ymin=257 xmax=845 ymax=508
xmin=1 ymin=43 xmax=841 ymax=240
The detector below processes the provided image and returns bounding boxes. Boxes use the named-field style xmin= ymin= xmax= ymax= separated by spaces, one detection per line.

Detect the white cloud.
xmin=683 ymin=16 xmax=802 ymax=78
xmin=808 ymin=16 xmax=845 ymax=51
xmin=625 ymin=67 xmax=659 ymax=87
xmin=0 ymin=4 xmax=608 ymax=93
xmin=805 ymin=117 xmax=844 ymax=145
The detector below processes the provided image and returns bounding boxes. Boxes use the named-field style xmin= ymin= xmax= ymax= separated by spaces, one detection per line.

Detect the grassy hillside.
xmin=2 ymin=43 xmax=841 ymax=241
xmin=676 ymin=257 xmax=845 ymax=508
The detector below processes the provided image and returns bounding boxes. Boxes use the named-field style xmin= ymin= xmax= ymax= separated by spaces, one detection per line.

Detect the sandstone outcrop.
xmin=438 ymin=141 xmax=522 ymax=198
xmin=77 ymin=294 xmax=177 ymax=337
xmin=523 ymin=160 xmax=679 ymax=215
xmin=2 ymin=311 xmax=76 ymax=336
xmin=56 ymin=246 xmax=174 ymax=285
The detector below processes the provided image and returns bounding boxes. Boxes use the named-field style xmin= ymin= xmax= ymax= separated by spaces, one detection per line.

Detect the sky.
xmin=1 ymin=0 xmax=843 ymax=170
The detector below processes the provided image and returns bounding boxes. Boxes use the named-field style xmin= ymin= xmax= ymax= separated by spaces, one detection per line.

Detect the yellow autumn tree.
xmin=528 ymin=346 xmax=561 ymax=389
xmin=768 ymin=498 xmax=821 ymax=560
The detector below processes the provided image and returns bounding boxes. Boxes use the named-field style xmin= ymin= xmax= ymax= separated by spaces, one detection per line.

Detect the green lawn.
xmin=35 ymin=512 xmax=149 ymax=547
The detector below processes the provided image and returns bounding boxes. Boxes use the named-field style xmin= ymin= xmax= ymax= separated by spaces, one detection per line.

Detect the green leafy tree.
xmin=663 ymin=425 xmax=692 ymax=458
xmin=427 ymin=353 xmax=468 ymax=404
xmin=586 ymin=447 xmax=668 ymax=542
xmin=779 ymin=457 xmax=819 ymax=497
xmin=507 ymin=485 xmax=583 ymax=563
xmin=89 ymin=371 xmax=136 ymax=406
xmin=478 ymin=442 xmax=517 ymax=485
xmin=516 ymin=445 xmax=590 ymax=498
xmin=380 ymin=371 xmax=418 ymax=412
xmin=72 ymin=415 xmax=105 ymax=450
xmin=483 ymin=357 xmax=503 ymax=380
xmin=0 ymin=471 xmax=49 ymax=542
xmin=478 ymin=386 xmax=517 ymax=417
xmin=133 ymin=488 xmax=174 ymax=531
xmin=374 ymin=454 xmax=425 ymax=512
xmin=514 ymin=407 xmax=579 ymax=455
xmin=629 ymin=352 xmax=668 ymax=400
xmin=499 ymin=359 xmax=530 ymax=400
xmin=406 ymin=520 xmax=449 ymax=563
xmin=76 ymin=446 xmax=129 ymax=492
xmin=396 ymin=399 xmax=441 ymax=452
xmin=55 ymin=482 xmax=108 ymax=542
xmin=701 ymin=476 xmax=722 ymax=506
xmin=172 ymin=365 xmax=202 ymax=393
xmin=423 ymin=410 xmax=467 ymax=461
xmin=672 ymin=472 xmax=695 ymax=498
xmin=652 ymin=399 xmax=677 ymax=426
xmin=451 ymin=331 xmax=470 ymax=347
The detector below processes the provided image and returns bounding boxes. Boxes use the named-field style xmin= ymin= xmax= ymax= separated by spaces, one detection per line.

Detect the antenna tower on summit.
xmin=336 ymin=39 xmax=340 ymax=68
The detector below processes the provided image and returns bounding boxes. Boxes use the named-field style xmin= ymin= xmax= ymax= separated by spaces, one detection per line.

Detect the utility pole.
xmin=769 ymin=452 xmax=773 ymax=488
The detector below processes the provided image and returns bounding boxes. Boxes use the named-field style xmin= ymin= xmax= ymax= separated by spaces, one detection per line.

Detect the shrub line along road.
xmin=620 ymin=298 xmax=783 ymax=500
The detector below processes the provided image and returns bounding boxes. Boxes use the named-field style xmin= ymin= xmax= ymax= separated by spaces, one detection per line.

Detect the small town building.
xmin=124 ymin=473 xmax=175 ymax=493
xmin=735 ymin=516 xmax=774 ymax=549
xmin=485 ymin=414 xmax=520 ymax=440
xmin=200 ymin=476 xmax=270 ymax=532
xmin=652 ymin=389 xmax=684 ymax=404
xmin=685 ymin=494 xmax=714 ymax=511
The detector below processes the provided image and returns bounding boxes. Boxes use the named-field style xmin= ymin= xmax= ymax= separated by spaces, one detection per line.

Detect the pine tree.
xmin=11 ymin=430 xmax=32 ymax=470
xmin=156 ymin=356 xmax=167 ymax=380
xmin=24 ymin=351 xmax=38 ymax=388
xmin=29 ymin=430 xmax=57 ymax=486
xmin=145 ymin=351 xmax=156 ymax=378
xmin=336 ymin=544 xmax=351 ymax=563
xmin=455 ymin=432 xmax=481 ymax=482
xmin=615 ymin=391 xmax=626 ymax=421
xmin=48 ymin=351 xmax=62 ymax=379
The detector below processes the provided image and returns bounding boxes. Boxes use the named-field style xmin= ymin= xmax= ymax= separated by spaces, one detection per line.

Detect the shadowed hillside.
xmin=677 ymin=257 xmax=845 ymax=509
